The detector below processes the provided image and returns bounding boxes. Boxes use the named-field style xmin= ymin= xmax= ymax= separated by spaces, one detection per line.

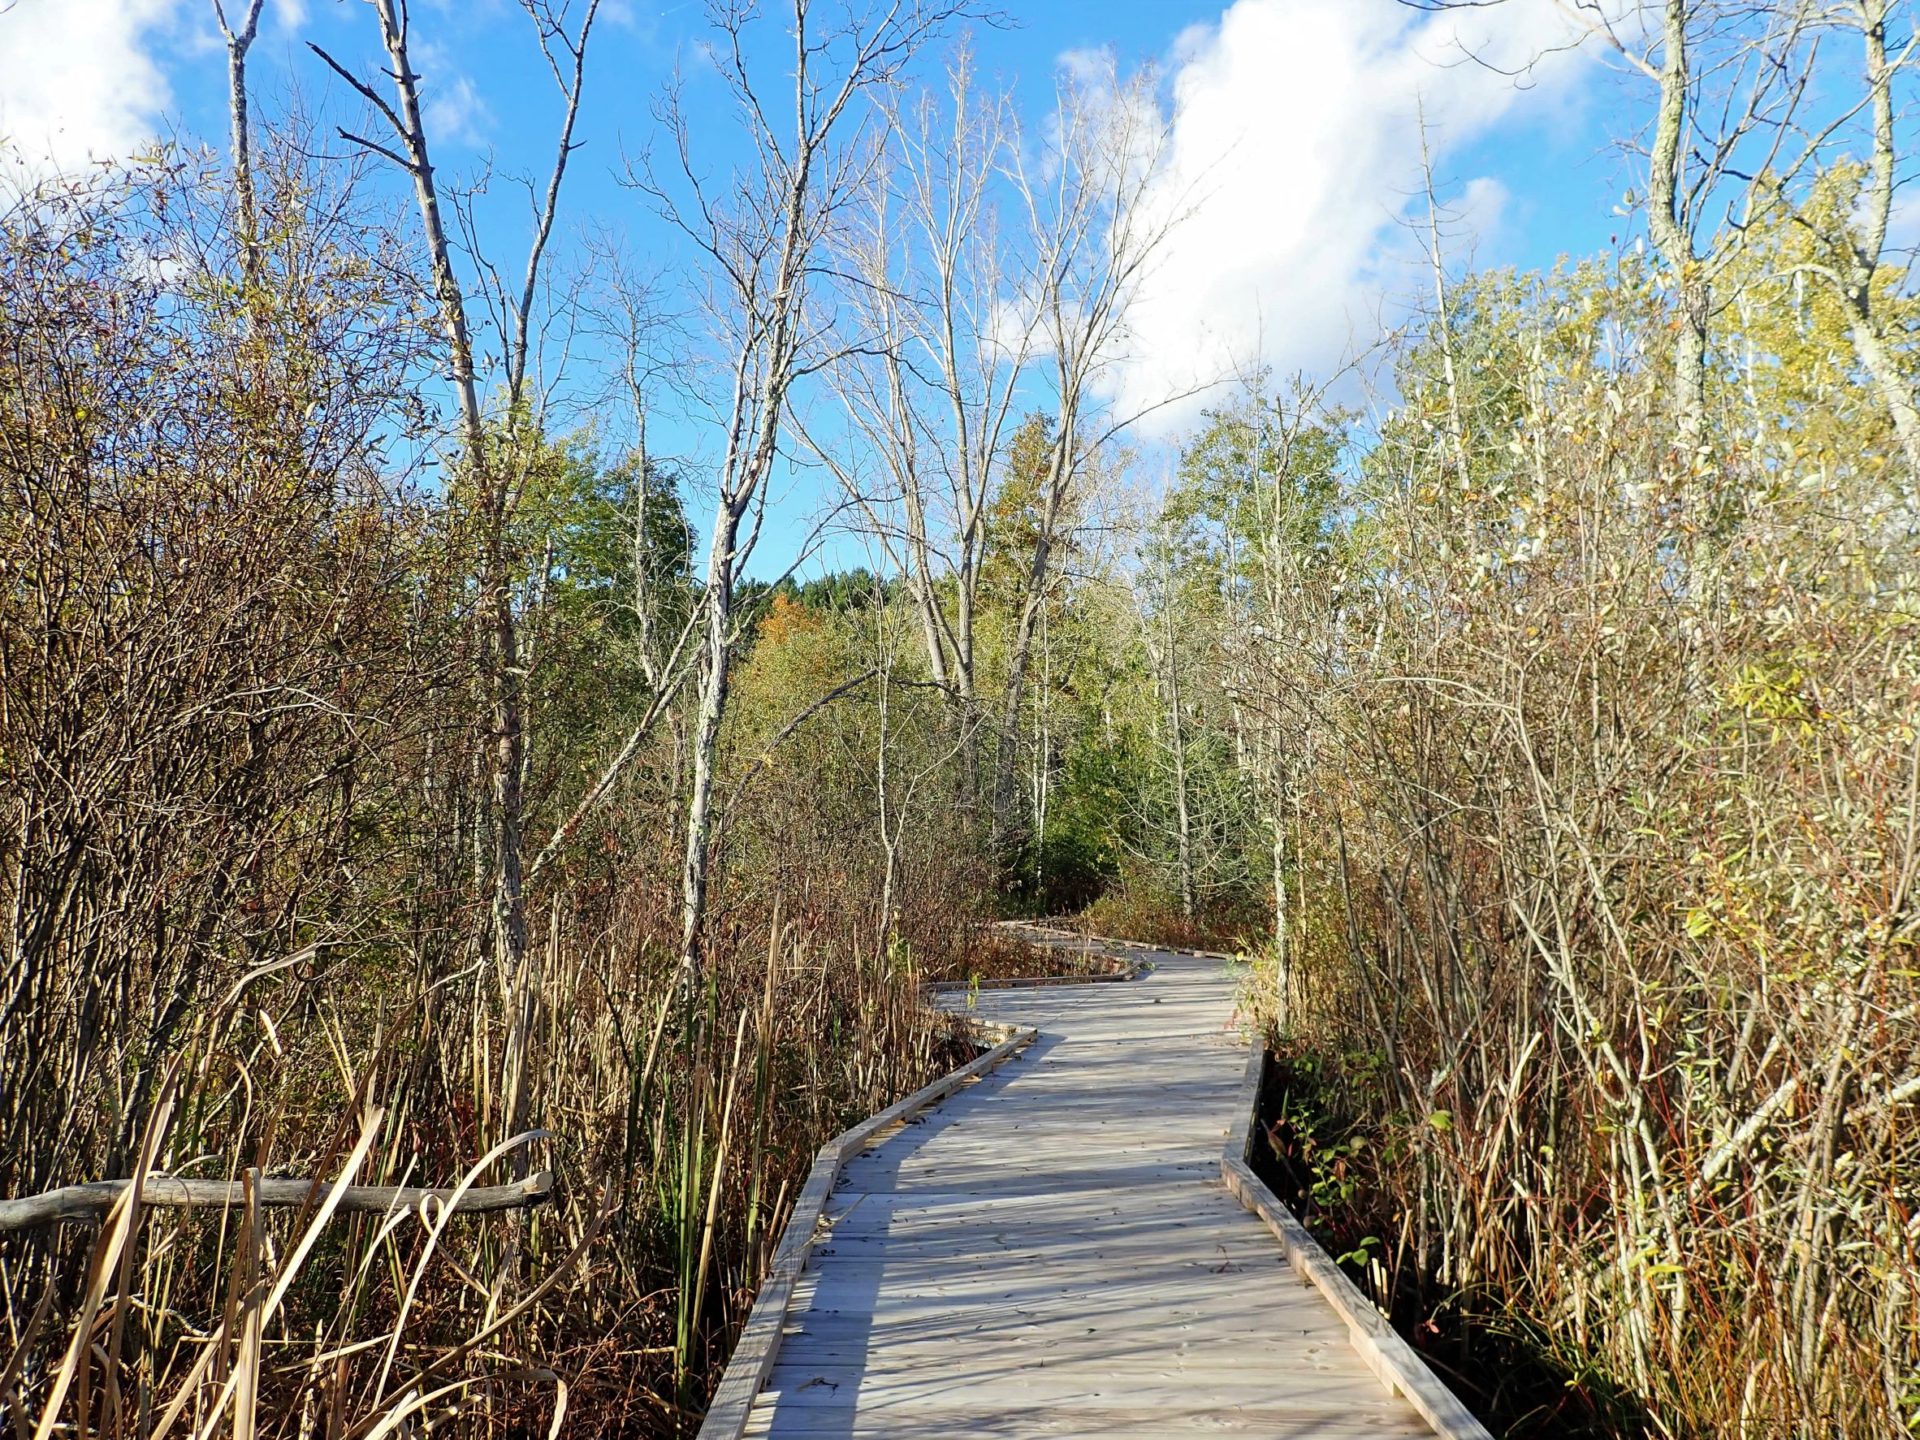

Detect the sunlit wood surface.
xmin=741 ymin=950 xmax=1432 ymax=1437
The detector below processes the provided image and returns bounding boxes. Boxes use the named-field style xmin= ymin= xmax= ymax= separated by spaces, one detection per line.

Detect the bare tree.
xmin=1496 ymin=2 xmax=1818 ymax=451
xmin=640 ymin=0 xmax=967 ymax=990
xmin=1431 ymin=2 xmax=1855 ymax=486
xmin=1138 ymin=541 xmax=1197 ymax=923
xmin=1644 ymin=0 xmax=1715 ymax=450
xmin=990 ymin=57 xmax=1187 ymax=857
xmin=312 ymin=0 xmax=602 ymax=1151
xmin=211 ymin=0 xmax=267 ymax=283
xmin=1417 ymin=112 xmax=1473 ymax=486
xmin=814 ymin=48 xmax=1194 ymax=871
xmin=810 ymin=50 xmax=1030 ymax=778
xmin=1249 ymin=381 xmax=1342 ymax=1016
xmin=596 ymin=254 xmax=680 ymax=689
xmin=1788 ymin=0 xmax=1920 ymax=471
xmin=849 ymin=569 xmax=968 ymax=956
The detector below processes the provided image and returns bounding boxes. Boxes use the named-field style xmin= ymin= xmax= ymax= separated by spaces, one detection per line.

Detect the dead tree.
xmin=1563 ymin=4 xmax=1859 ymax=460
xmin=1431 ymin=1 xmax=1850 ymax=518
xmin=312 ymin=0 xmax=601 ymax=1152
xmin=811 ymin=51 xmax=1030 ymax=789
xmin=211 ymin=0 xmax=267 ymax=283
xmin=638 ymin=0 xmax=968 ymax=991
xmin=991 ymin=57 xmax=1186 ymax=860
xmin=1787 ymin=0 xmax=1920 ymax=471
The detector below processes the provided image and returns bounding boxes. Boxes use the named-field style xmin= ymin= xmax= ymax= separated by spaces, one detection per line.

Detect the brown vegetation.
xmin=6 ymin=4 xmax=1920 ymax=1438
xmin=0 ymin=114 xmax=979 ymax=1440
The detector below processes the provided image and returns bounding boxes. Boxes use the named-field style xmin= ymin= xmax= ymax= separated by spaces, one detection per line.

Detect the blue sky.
xmin=2 ymin=1 xmax=1672 ymax=576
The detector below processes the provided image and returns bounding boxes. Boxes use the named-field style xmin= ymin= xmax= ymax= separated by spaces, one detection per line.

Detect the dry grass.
xmin=0 ymin=891 xmax=970 ymax=1437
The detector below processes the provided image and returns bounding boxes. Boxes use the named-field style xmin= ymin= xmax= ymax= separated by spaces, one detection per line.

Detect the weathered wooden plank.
xmin=819 ymin=1181 xmax=1220 ymax=1210
xmin=774 ymin=1317 xmax=1340 ymax=1352
xmin=757 ymin=1371 xmax=1417 ymax=1409
xmin=768 ymin=1335 xmax=1378 ymax=1372
xmin=832 ymin=1164 xmax=1222 ymax=1197
xmin=808 ymin=1231 xmax=1280 ymax=1264
xmin=742 ymin=1403 xmax=1423 ymax=1438
xmin=1217 ymin=1045 xmax=1495 ymax=1440
xmin=696 ymin=1018 xmax=1037 ymax=1440
xmin=719 ymin=945 xmax=1476 ymax=1440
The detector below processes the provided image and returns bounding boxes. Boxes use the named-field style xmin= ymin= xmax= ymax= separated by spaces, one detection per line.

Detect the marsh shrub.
xmin=1244 ymin=257 xmax=1920 ymax=1437
xmin=0 ymin=153 xmax=978 ymax=1438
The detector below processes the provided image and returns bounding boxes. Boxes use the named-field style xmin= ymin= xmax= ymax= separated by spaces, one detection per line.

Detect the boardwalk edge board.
xmin=696 ymin=1015 xmax=1037 ymax=1440
xmin=1222 ymin=1041 xmax=1496 ymax=1440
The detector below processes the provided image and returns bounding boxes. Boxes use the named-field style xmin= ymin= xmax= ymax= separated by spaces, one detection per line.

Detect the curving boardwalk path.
xmin=739 ymin=948 xmax=1432 ymax=1438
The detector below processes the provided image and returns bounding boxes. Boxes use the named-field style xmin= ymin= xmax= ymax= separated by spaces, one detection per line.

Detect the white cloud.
xmin=0 ymin=0 xmax=184 ymax=177
xmin=414 ymin=41 xmax=491 ymax=148
xmin=1106 ymin=0 xmax=1592 ymax=431
xmin=424 ymin=73 xmax=490 ymax=147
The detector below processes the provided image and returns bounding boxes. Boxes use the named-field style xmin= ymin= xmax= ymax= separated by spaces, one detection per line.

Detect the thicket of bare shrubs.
xmin=1244 ymin=253 xmax=1920 ymax=1435
xmin=0 ymin=136 xmax=986 ymax=1436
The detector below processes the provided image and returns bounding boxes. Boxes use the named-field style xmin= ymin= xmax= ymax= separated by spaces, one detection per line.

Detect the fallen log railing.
xmin=936 ymin=923 xmax=1149 ymax=989
xmin=0 ymin=1169 xmax=554 ymax=1232
xmin=999 ymin=916 xmax=1239 ymax=962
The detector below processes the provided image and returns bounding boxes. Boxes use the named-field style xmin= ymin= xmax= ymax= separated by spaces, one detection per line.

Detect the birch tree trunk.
xmin=357 ymin=1 xmax=529 ymax=1001
xmin=814 ymin=60 xmax=1026 ymax=814
xmin=991 ymin=453 xmax=1064 ymax=856
xmin=212 ymin=0 xmax=266 ymax=285
xmin=660 ymin=0 xmax=963 ymax=990
xmin=679 ymin=495 xmax=747 ymax=989
xmin=989 ymin=58 xmax=1183 ymax=865
xmin=316 ymin=0 xmax=600 ymax=1160
xmin=1836 ymin=0 xmax=1920 ymax=474
xmin=1644 ymin=0 xmax=1711 ymax=457
xmin=1162 ymin=613 xmax=1195 ymax=924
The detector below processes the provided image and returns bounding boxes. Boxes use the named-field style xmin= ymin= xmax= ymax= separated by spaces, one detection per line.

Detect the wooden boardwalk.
xmin=736 ymin=947 xmax=1437 ymax=1438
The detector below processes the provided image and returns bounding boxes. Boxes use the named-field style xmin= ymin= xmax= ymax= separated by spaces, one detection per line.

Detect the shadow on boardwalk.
xmin=741 ymin=955 xmax=1433 ymax=1439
